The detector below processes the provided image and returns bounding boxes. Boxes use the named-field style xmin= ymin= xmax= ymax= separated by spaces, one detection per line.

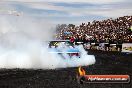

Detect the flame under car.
xmin=77 ymin=66 xmax=87 ymax=84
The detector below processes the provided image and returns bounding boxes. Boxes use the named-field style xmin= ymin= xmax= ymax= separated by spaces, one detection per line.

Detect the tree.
xmin=56 ymin=24 xmax=67 ymax=33
xmin=68 ymin=24 xmax=75 ymax=29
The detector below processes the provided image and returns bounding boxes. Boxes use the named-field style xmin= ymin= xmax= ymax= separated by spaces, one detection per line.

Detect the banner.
xmin=98 ymin=43 xmax=105 ymax=51
xmin=122 ymin=43 xmax=132 ymax=53
xmin=84 ymin=43 xmax=91 ymax=49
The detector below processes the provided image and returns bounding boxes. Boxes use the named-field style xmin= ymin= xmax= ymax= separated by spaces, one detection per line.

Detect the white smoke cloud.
xmin=0 ymin=14 xmax=95 ymax=69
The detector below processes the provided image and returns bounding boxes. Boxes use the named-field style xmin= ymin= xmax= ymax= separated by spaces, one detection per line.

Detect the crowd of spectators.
xmin=56 ymin=16 xmax=132 ymax=44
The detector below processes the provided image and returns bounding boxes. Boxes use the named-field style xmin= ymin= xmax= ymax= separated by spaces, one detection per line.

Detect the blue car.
xmin=48 ymin=40 xmax=80 ymax=58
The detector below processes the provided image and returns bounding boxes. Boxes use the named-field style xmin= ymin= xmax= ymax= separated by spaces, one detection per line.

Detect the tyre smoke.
xmin=0 ymin=15 xmax=95 ymax=69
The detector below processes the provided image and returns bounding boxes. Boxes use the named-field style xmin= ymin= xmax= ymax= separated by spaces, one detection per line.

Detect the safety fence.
xmin=83 ymin=43 xmax=132 ymax=53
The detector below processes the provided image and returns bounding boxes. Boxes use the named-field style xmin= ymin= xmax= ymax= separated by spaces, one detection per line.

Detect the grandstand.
xmin=56 ymin=16 xmax=132 ymax=52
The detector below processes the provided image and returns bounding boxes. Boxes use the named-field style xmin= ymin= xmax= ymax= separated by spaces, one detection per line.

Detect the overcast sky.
xmin=0 ymin=0 xmax=132 ymax=25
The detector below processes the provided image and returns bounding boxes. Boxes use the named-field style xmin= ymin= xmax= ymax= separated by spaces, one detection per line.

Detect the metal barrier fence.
xmin=83 ymin=43 xmax=132 ymax=53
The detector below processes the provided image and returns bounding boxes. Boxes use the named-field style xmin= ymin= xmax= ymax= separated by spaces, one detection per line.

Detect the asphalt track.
xmin=0 ymin=50 xmax=131 ymax=88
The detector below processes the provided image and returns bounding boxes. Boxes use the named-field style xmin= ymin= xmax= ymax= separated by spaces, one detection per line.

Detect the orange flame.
xmin=78 ymin=66 xmax=86 ymax=76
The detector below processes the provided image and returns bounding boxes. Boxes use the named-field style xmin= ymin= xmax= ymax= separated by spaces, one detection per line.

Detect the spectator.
xmin=56 ymin=16 xmax=132 ymax=43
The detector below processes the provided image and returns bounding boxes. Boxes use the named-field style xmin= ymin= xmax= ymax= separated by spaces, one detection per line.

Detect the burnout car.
xmin=48 ymin=40 xmax=80 ymax=58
